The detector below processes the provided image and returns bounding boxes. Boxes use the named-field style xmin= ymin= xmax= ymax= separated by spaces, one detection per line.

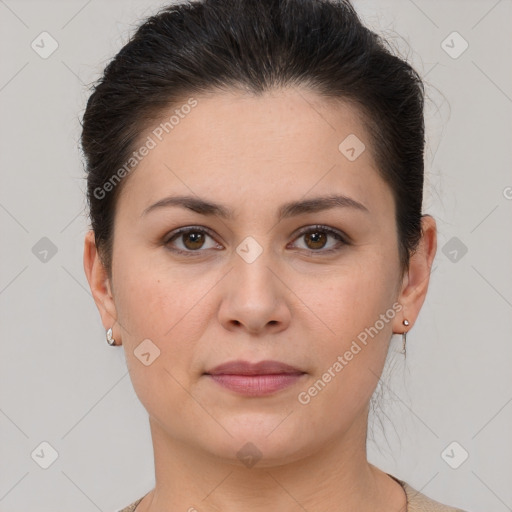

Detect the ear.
xmin=83 ymin=230 xmax=119 ymax=341
xmin=393 ymin=215 xmax=437 ymax=333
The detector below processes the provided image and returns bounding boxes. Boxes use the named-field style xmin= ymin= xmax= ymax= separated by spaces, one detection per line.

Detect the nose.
xmin=217 ymin=247 xmax=291 ymax=336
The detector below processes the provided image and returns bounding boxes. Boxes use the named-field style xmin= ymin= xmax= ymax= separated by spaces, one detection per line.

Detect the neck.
xmin=137 ymin=405 xmax=405 ymax=512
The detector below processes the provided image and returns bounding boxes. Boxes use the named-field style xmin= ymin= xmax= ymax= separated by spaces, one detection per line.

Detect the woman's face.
xmin=85 ymin=87 xmax=433 ymax=465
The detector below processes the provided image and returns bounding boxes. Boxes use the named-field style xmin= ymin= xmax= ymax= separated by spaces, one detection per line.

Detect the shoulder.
xmin=390 ymin=475 xmax=469 ymax=512
xmin=119 ymin=479 xmax=471 ymax=512
xmin=117 ymin=494 xmax=146 ymax=512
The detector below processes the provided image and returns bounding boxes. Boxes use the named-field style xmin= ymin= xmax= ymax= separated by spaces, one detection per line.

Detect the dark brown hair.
xmin=81 ymin=0 xmax=425 ymax=277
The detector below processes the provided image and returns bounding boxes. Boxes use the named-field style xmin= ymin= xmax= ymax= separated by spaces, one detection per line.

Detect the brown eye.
xmin=165 ymin=227 xmax=221 ymax=255
xmin=303 ymin=231 xmax=328 ymax=250
xmin=291 ymin=225 xmax=348 ymax=254
xmin=181 ymin=231 xmax=206 ymax=250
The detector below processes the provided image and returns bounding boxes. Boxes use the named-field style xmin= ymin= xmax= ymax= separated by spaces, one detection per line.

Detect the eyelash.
xmin=164 ymin=224 xmax=350 ymax=257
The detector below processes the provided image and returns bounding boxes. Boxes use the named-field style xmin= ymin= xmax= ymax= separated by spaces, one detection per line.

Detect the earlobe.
xmin=83 ymin=230 xmax=118 ymax=331
xmin=393 ymin=215 xmax=437 ymax=333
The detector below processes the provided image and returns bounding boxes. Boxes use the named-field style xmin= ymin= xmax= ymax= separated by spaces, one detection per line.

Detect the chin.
xmin=195 ymin=420 xmax=315 ymax=468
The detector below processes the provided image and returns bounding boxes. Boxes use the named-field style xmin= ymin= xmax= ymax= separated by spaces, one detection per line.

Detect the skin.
xmin=84 ymin=86 xmax=436 ymax=512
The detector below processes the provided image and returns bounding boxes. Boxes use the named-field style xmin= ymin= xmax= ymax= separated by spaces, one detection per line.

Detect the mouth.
xmin=204 ymin=360 xmax=306 ymax=396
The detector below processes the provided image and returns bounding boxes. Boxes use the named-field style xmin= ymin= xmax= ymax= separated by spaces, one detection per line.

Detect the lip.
xmin=206 ymin=359 xmax=304 ymax=375
xmin=204 ymin=360 xmax=306 ymax=397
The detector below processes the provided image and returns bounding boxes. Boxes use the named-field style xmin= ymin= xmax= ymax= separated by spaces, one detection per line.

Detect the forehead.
xmin=117 ymin=87 xmax=391 ymax=218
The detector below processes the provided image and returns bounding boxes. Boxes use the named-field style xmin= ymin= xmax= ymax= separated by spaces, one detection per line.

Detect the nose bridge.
xmin=217 ymin=233 xmax=291 ymax=333
xmin=232 ymin=234 xmax=278 ymax=303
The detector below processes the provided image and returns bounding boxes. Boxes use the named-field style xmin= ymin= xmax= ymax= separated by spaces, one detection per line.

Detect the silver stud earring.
xmin=401 ymin=319 xmax=410 ymax=355
xmin=106 ymin=327 xmax=116 ymax=346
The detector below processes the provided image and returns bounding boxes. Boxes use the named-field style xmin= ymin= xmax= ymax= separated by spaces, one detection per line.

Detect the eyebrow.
xmin=141 ymin=193 xmax=369 ymax=220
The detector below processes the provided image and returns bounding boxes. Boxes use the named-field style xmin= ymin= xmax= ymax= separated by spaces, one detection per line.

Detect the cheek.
xmin=294 ymin=249 xmax=400 ymax=411
xmin=295 ymin=264 xmax=398 ymax=427
xmin=112 ymin=245 xmax=196 ymax=337
xmin=113 ymin=260 xmax=209 ymax=420
xmin=298 ymin=253 xmax=399 ymax=337
xmin=112 ymin=251 xmax=218 ymax=380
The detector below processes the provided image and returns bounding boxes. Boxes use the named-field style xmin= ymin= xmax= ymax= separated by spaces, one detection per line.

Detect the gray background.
xmin=0 ymin=0 xmax=511 ymax=511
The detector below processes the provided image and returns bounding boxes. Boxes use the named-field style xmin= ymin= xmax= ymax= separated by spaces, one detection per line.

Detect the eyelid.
xmin=291 ymin=224 xmax=351 ymax=245
xmin=163 ymin=225 xmax=217 ymax=243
